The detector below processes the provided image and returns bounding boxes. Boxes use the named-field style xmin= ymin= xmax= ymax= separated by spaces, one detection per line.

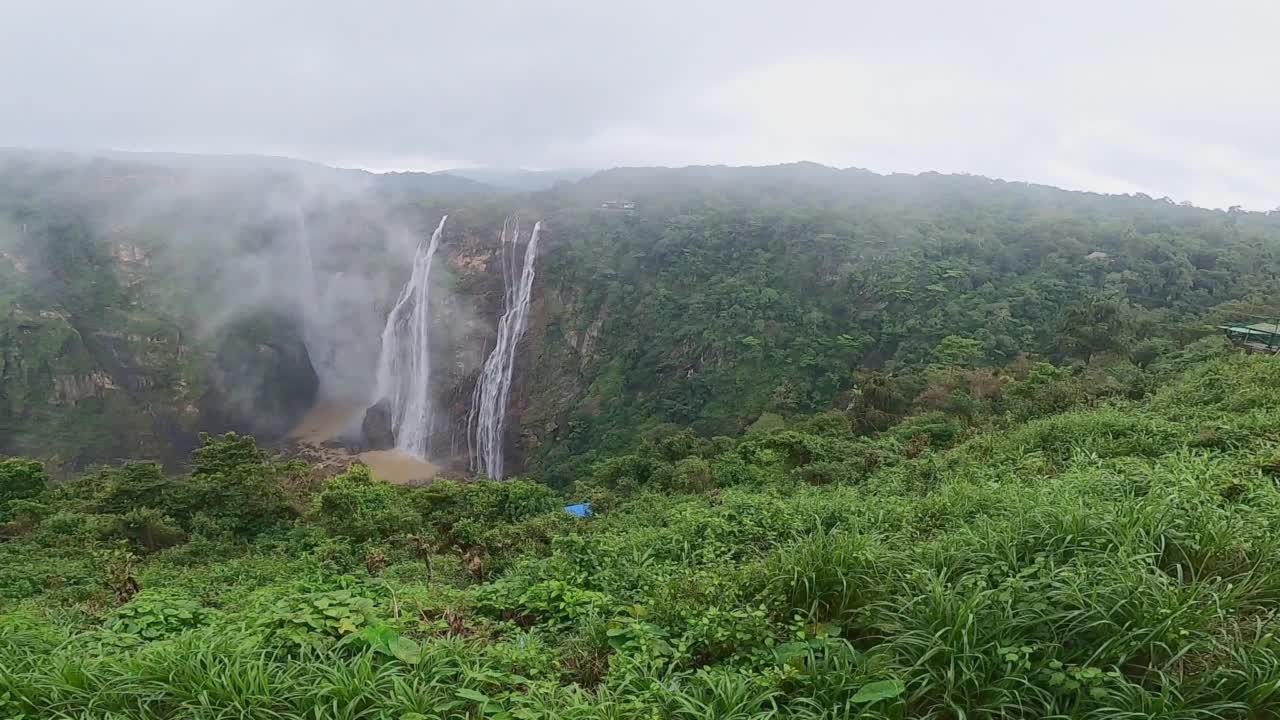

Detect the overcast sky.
xmin=2 ymin=1 xmax=1277 ymax=209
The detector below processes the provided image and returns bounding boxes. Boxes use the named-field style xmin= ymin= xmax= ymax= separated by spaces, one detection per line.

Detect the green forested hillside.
xmin=3 ymin=352 xmax=1280 ymax=718
xmin=525 ymin=166 xmax=1280 ymax=481
xmin=0 ymin=206 xmax=207 ymax=466
xmin=4 ymin=154 xmax=1280 ymax=479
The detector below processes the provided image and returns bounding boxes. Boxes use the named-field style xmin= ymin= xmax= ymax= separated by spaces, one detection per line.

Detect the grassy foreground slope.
xmin=3 ymin=352 xmax=1280 ymax=718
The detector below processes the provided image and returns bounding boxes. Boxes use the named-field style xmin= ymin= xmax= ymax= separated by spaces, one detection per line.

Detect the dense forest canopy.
xmin=5 ymin=152 xmax=1280 ymax=718
xmin=523 ymin=163 xmax=1280 ymax=481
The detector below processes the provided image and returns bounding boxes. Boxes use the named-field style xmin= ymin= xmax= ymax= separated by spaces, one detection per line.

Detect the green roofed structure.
xmin=1219 ymin=322 xmax=1280 ymax=353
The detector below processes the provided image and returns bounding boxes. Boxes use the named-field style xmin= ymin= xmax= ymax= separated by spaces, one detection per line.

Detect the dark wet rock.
xmin=361 ymin=398 xmax=395 ymax=450
xmin=204 ymin=312 xmax=319 ymax=441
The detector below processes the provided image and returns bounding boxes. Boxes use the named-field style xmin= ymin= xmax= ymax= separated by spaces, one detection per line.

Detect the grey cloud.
xmin=1 ymin=1 xmax=1278 ymax=207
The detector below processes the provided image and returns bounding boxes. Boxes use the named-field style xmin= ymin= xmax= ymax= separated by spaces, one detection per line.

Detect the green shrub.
xmin=180 ymin=433 xmax=296 ymax=537
xmin=0 ymin=459 xmax=46 ymax=521
xmin=793 ymin=460 xmax=863 ymax=486
xmin=587 ymin=455 xmax=673 ymax=492
xmin=33 ymin=510 xmax=115 ymax=546
xmin=111 ymin=507 xmax=186 ymax=551
xmin=746 ymin=412 xmax=786 ymax=435
xmin=667 ymin=457 xmax=714 ymax=492
xmin=313 ymin=465 xmax=418 ymax=541
xmin=477 ymin=578 xmax=612 ymax=626
xmin=104 ymin=589 xmax=209 ymax=641
xmin=93 ymin=462 xmax=169 ymax=516
xmin=790 ymin=410 xmax=852 ymax=438
xmin=253 ymin=589 xmax=383 ymax=648
xmin=1003 ymin=362 xmax=1085 ymax=421
xmin=887 ymin=411 xmax=965 ymax=449
xmin=710 ymin=452 xmax=766 ymax=487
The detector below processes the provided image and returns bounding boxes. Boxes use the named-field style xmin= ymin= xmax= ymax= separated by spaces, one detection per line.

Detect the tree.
xmin=849 ymin=371 xmax=905 ymax=433
xmin=1057 ymin=296 xmax=1136 ymax=362
xmin=190 ymin=432 xmax=267 ymax=477
xmin=94 ymin=462 xmax=168 ymax=516
xmin=932 ymin=335 xmax=983 ymax=368
xmin=183 ymin=433 xmax=294 ymax=538
xmin=313 ymin=464 xmax=418 ymax=542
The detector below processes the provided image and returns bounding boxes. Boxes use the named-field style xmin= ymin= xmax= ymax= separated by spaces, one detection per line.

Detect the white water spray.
xmin=373 ymin=215 xmax=449 ymax=457
xmin=468 ymin=218 xmax=542 ymax=479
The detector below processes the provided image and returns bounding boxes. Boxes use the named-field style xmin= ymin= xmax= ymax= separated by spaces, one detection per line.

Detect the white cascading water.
xmin=372 ymin=215 xmax=449 ymax=457
xmin=468 ymin=218 xmax=543 ymax=479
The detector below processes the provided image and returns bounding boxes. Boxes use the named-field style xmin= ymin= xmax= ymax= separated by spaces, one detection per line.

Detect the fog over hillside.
xmin=3 ymin=2 xmax=1279 ymax=207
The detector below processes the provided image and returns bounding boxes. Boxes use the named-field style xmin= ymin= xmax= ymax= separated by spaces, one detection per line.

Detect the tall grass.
xmin=5 ymin=356 xmax=1280 ymax=718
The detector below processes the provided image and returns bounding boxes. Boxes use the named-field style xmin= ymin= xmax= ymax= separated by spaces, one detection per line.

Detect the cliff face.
xmin=417 ymin=219 xmax=570 ymax=476
xmin=202 ymin=312 xmax=320 ymax=441
xmin=441 ymin=223 xmax=629 ymax=480
xmin=386 ymin=215 xmax=603 ymax=480
xmin=0 ymin=155 xmax=563 ymax=476
xmin=0 ymin=151 xmax=414 ymax=471
xmin=0 ymin=214 xmax=198 ymax=469
xmin=0 ymin=252 xmax=320 ymax=471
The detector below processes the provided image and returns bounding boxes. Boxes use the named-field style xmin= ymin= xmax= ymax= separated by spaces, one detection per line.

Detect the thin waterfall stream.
xmin=468 ymin=218 xmax=542 ymax=479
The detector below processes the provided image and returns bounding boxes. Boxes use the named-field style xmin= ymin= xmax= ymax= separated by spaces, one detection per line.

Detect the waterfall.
xmin=372 ymin=215 xmax=449 ymax=458
xmin=468 ymin=218 xmax=543 ymax=479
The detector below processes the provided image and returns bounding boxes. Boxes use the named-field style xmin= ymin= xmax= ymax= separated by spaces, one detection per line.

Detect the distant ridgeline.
xmin=2 ymin=150 xmax=1280 ymax=480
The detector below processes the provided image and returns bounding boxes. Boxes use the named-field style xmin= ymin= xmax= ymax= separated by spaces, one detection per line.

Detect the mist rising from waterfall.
xmin=372 ymin=214 xmax=449 ymax=458
xmin=468 ymin=218 xmax=542 ymax=479
xmin=286 ymin=207 xmax=365 ymax=417
xmin=290 ymin=206 xmax=328 ymax=383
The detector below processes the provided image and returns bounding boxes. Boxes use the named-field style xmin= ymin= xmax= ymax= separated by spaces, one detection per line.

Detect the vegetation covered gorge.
xmin=10 ymin=153 xmax=1280 ymax=482
xmin=3 ymin=349 xmax=1280 ymax=718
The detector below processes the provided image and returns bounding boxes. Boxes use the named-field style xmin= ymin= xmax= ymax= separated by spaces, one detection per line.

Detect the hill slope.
xmin=2 ymin=352 xmax=1279 ymax=717
xmin=515 ymin=164 xmax=1280 ymax=481
xmin=441 ymin=166 xmax=595 ymax=191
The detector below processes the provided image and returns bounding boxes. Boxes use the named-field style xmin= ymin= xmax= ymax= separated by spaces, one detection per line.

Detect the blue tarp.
xmin=564 ymin=502 xmax=592 ymax=518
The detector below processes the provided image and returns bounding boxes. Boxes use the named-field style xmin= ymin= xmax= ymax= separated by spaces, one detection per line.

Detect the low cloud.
xmin=1 ymin=1 xmax=1277 ymax=208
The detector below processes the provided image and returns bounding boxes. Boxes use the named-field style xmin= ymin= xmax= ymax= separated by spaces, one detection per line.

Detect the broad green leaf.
xmin=851 ymin=679 xmax=904 ymax=704
xmin=456 ymin=688 xmax=492 ymax=704
xmin=389 ymin=636 xmax=421 ymax=664
xmin=362 ymin=624 xmax=398 ymax=647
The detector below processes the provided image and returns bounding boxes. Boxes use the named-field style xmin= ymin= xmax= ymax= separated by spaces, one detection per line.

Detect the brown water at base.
xmin=356 ymin=449 xmax=439 ymax=485
xmin=285 ymin=399 xmax=439 ymax=485
xmin=290 ymin=398 xmax=363 ymax=444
